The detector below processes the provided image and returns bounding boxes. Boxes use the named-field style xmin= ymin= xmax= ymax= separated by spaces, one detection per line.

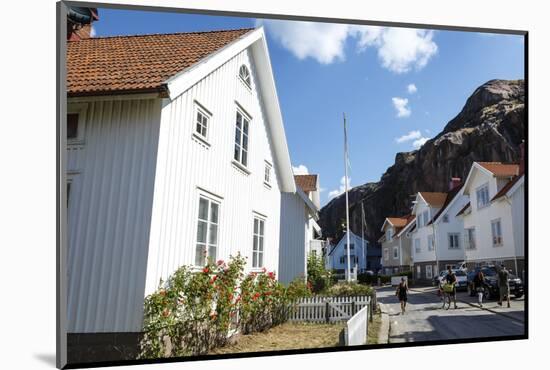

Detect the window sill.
xmin=192 ymin=132 xmax=211 ymax=148
xmin=231 ymin=159 xmax=251 ymax=175
xmin=67 ymin=139 xmax=85 ymax=146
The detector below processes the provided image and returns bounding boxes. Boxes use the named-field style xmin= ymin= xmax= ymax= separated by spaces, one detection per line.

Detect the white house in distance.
xmin=326 ymin=231 xmax=369 ymax=278
xmin=457 ymin=161 xmax=524 ymax=277
xmin=379 ymin=215 xmax=414 ymax=275
xmin=278 ymin=174 xmax=322 ymax=284
xmin=66 ymin=27 xmax=303 ymax=355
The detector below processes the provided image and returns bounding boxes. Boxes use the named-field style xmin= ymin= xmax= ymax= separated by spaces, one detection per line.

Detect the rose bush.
xmin=139 ymin=255 xmax=308 ymax=358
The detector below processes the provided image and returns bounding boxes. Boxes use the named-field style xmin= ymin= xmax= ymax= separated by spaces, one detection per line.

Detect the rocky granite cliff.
xmin=318 ymin=79 xmax=525 ymax=244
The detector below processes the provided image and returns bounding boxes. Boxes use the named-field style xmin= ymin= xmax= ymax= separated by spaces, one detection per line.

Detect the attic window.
xmin=239 ymin=65 xmax=251 ymax=88
xmin=67 ymin=113 xmax=79 ymax=139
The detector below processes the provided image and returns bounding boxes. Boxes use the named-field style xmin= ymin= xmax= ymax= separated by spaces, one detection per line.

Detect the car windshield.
xmin=481 ymin=268 xmax=496 ymax=276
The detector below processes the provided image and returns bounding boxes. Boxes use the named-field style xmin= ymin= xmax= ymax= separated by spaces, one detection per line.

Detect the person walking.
xmin=444 ymin=267 xmax=458 ymax=309
xmin=472 ymin=270 xmax=487 ymax=307
xmin=498 ymin=264 xmax=511 ymax=308
xmin=396 ymin=277 xmax=409 ymax=314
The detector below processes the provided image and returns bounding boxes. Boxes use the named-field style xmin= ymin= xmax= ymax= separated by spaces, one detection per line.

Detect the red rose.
xmin=210 ymin=275 xmax=218 ymax=284
xmin=267 ymin=272 xmax=275 ymax=280
xmin=262 ymin=267 xmax=267 ymax=273
xmin=203 ymin=267 xmax=209 ymax=273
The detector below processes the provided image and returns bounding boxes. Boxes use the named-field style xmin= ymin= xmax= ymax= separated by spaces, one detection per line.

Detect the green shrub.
xmin=325 ymin=282 xmax=374 ymax=297
xmin=306 ymin=251 xmax=332 ymax=293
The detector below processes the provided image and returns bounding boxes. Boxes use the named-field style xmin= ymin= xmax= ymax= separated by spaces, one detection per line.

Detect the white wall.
xmin=278 ymin=193 xmax=307 ymax=284
xmin=327 ymin=233 xmax=368 ymax=273
xmin=144 ymin=47 xmax=282 ymax=295
xmin=410 ymin=200 xmax=437 ymax=263
xmin=463 ymin=169 xmax=515 ymax=262
xmin=66 ymin=97 xmax=162 ymax=333
xmin=511 ymin=180 xmax=525 ymax=258
xmin=433 ymin=194 xmax=468 ymax=262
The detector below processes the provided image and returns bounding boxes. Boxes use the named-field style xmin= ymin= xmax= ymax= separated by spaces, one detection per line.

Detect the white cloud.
xmin=392 ymin=97 xmax=411 ymax=118
xmin=292 ymin=164 xmax=309 ymax=175
xmin=328 ymin=176 xmax=351 ymax=199
xmin=407 ymin=83 xmax=417 ymax=94
xmin=259 ymin=21 xmax=438 ymax=73
xmin=412 ymin=137 xmax=430 ymax=149
xmin=258 ymin=20 xmax=350 ymax=64
xmin=395 ymin=130 xmax=421 ymax=143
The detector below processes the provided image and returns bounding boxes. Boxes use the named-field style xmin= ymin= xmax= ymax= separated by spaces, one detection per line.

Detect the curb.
xmin=377 ymin=303 xmax=391 ymax=344
xmin=410 ymin=287 xmax=524 ymax=323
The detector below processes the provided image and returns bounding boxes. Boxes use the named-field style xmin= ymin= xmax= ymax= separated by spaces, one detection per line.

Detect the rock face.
xmin=319 ymin=79 xmax=525 ymax=245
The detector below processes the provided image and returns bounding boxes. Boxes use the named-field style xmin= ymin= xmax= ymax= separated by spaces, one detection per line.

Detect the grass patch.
xmin=367 ymin=309 xmax=382 ymax=345
xmin=210 ymin=322 xmax=344 ymax=354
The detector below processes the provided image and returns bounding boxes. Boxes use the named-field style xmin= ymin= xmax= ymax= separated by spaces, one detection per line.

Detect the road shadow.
xmin=33 ymin=353 xmax=56 ymax=366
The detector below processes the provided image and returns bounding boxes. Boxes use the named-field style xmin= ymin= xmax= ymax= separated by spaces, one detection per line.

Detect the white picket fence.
xmin=289 ymin=295 xmax=372 ymax=323
xmin=344 ymin=305 xmax=369 ymax=345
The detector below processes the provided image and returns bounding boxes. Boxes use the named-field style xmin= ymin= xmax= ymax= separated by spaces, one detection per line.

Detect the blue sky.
xmin=92 ymin=8 xmax=524 ymax=205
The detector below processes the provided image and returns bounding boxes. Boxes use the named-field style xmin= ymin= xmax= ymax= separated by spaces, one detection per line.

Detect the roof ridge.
xmin=68 ymin=27 xmax=255 ymax=42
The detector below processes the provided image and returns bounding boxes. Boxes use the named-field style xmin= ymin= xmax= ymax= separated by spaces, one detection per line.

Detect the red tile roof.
xmin=419 ymin=192 xmax=448 ymax=208
xmin=67 ymin=28 xmax=254 ymax=96
xmin=386 ymin=217 xmax=409 ymax=228
xmin=477 ymin=162 xmax=519 ymax=178
xmin=294 ymin=175 xmax=318 ymax=193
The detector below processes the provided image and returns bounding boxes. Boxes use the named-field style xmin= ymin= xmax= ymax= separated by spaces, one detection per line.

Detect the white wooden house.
xmin=278 ymin=174 xmax=322 ymax=284
xmin=380 ymin=216 xmax=414 ymax=275
xmin=326 ymin=231 xmax=368 ymax=278
xmin=66 ymin=28 xmax=301 ymax=342
xmin=457 ymin=162 xmax=524 ymax=277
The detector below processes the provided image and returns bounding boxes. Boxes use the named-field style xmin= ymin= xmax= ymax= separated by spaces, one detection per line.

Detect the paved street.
xmin=376 ymin=286 xmax=525 ymax=343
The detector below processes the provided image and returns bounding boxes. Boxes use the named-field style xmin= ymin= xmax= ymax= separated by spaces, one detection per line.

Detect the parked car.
xmin=467 ymin=266 xmax=524 ymax=299
xmin=432 ymin=269 xmax=468 ymax=291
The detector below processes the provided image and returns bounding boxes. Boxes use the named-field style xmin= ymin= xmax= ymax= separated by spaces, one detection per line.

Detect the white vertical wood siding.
xmin=463 ymin=170 xmax=515 ymax=262
xmin=410 ymin=201 xmax=437 ymax=263
xmin=67 ymin=98 xmax=162 ymax=333
xmin=510 ymin=181 xmax=524 ymax=258
xmin=144 ymin=48 xmax=282 ymax=295
xmin=278 ymin=193 xmax=308 ymax=285
xmin=434 ymin=194 xmax=468 ymax=262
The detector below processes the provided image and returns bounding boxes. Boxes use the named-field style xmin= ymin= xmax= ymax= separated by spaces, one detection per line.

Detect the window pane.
xmin=241 ymin=150 xmax=247 ymax=166
xmin=253 ymin=235 xmax=258 ymax=252
xmin=196 ymin=122 xmax=202 ymax=134
xmin=234 ymin=145 xmax=240 ymax=162
xmin=195 ymin=244 xmax=206 ymax=266
xmin=210 ymin=203 xmax=219 ymax=224
xmin=259 ymin=220 xmax=264 ymax=236
xmin=67 ymin=113 xmax=79 ymax=139
xmin=208 ymin=224 xmax=218 ymax=245
xmin=197 ymin=221 xmax=207 ymax=243
xmin=198 ymin=198 xmax=208 ymax=220
xmin=235 ymin=129 xmax=241 ymax=145
xmin=201 ymin=125 xmax=207 ymax=137
xmin=208 ymin=245 xmax=217 ymax=261
xmin=236 ymin=112 xmax=242 ymax=129
xmin=243 ymin=119 xmax=249 ymax=135
xmin=259 ymin=236 xmax=264 ymax=252
xmin=252 ymin=251 xmax=257 ymax=267
xmin=258 ymin=252 xmax=263 ymax=267
xmin=242 ymin=134 xmax=248 ymax=150
xmin=254 ymin=218 xmax=258 ymax=234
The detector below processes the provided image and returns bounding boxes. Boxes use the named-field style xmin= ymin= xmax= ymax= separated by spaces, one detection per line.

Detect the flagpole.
xmin=343 ymin=113 xmax=352 ymax=282
xmin=361 ymin=201 xmax=365 ymax=273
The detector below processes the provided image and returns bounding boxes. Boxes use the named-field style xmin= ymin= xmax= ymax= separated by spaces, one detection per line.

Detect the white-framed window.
xmin=417 ymin=265 xmax=421 ymax=277
xmin=442 ymin=214 xmax=449 ymax=223
xmin=393 ymin=246 xmax=399 ymax=259
xmin=195 ymin=195 xmax=220 ymax=266
xmin=423 ymin=210 xmax=430 ymax=226
xmin=426 ymin=264 xmax=433 ymax=279
xmin=193 ymin=102 xmax=211 ymax=141
xmin=416 ymin=215 xmax=422 ymax=228
xmin=347 ymin=243 xmax=355 ymax=250
xmin=448 ymin=233 xmax=461 ymax=249
xmin=233 ymin=108 xmax=250 ymax=167
xmin=239 ymin=64 xmax=251 ymax=88
xmin=384 ymin=248 xmax=389 ymax=261
xmin=386 ymin=228 xmax=393 ymax=241
xmin=67 ymin=103 xmax=87 ymax=144
xmin=427 ymin=235 xmax=434 ymax=251
xmin=476 ymin=183 xmax=490 ymax=209
xmin=252 ymin=216 xmax=265 ymax=268
xmin=264 ymin=161 xmax=272 ymax=186
xmin=414 ymin=238 xmax=421 ymax=253
xmin=491 ymin=219 xmax=503 ymax=246
xmin=465 ymin=228 xmax=476 ymax=250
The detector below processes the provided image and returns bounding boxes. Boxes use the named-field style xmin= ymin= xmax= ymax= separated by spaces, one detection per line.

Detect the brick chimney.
xmin=519 ymin=141 xmax=525 ymax=175
xmin=449 ymin=177 xmax=461 ymax=191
